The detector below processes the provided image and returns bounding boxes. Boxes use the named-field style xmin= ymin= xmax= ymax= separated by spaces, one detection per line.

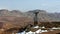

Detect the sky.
xmin=0 ymin=0 xmax=60 ymax=13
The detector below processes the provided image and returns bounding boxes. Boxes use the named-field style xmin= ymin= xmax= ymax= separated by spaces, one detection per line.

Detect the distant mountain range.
xmin=0 ymin=9 xmax=60 ymax=22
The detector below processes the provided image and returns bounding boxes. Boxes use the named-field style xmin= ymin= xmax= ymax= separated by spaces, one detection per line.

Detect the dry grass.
xmin=41 ymin=30 xmax=60 ymax=34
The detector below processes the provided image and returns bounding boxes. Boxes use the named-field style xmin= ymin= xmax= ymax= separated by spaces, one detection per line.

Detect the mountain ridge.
xmin=0 ymin=9 xmax=60 ymax=22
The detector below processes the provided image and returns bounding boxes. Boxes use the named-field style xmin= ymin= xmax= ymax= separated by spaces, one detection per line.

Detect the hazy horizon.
xmin=0 ymin=0 xmax=60 ymax=13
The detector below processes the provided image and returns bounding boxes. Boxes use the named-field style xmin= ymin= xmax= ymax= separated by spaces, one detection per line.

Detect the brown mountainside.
xmin=0 ymin=9 xmax=60 ymax=30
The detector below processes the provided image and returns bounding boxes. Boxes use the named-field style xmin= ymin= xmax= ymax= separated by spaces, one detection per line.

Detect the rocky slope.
xmin=0 ymin=9 xmax=60 ymax=31
xmin=0 ymin=9 xmax=60 ymax=22
xmin=25 ymin=9 xmax=60 ymax=22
